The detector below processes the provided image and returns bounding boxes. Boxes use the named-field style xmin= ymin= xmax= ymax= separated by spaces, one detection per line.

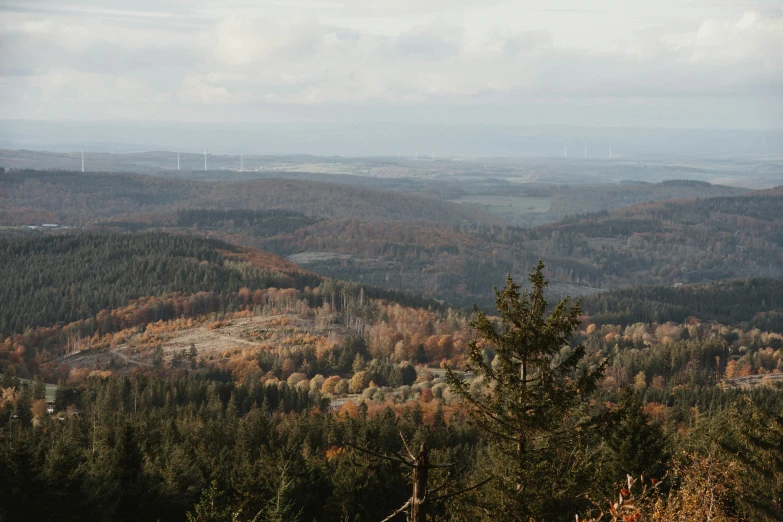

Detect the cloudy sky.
xmin=1 ymin=0 xmax=782 ymax=129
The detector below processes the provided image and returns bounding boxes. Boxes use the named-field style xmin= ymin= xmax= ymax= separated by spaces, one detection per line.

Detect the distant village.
xmin=25 ymin=223 xmax=83 ymax=231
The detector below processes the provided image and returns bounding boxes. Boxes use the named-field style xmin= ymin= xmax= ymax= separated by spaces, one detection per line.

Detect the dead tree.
xmin=345 ymin=434 xmax=492 ymax=522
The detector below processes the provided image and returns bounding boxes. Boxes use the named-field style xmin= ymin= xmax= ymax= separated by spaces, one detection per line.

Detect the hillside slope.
xmin=0 ymin=170 xmax=494 ymax=225
xmin=581 ymin=278 xmax=783 ymax=330
xmin=144 ymin=188 xmax=783 ymax=309
xmin=0 ymin=233 xmax=318 ymax=336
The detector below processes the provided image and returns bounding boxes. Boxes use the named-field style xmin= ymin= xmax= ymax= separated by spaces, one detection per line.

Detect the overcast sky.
xmin=1 ymin=0 xmax=782 ymax=129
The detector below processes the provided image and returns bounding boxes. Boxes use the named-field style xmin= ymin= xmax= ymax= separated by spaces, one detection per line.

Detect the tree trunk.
xmin=410 ymin=442 xmax=429 ymax=522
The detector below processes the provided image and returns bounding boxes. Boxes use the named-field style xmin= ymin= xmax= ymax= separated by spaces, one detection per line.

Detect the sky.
xmin=0 ymin=0 xmax=782 ymax=130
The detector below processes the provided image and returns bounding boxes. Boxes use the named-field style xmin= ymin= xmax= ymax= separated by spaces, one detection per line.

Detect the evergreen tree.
xmin=446 ymin=261 xmax=605 ymax=520
xmin=605 ymin=388 xmax=668 ymax=480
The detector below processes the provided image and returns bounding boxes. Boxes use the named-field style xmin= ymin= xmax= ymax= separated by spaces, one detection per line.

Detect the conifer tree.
xmin=605 ymin=388 xmax=668 ymax=480
xmin=446 ymin=261 xmax=605 ymax=519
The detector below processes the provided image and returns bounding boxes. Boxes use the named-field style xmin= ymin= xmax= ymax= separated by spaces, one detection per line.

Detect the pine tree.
xmin=605 ymin=388 xmax=668 ymax=480
xmin=446 ymin=261 xmax=605 ymax=520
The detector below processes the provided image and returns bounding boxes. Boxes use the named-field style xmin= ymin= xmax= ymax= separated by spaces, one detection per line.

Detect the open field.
xmin=448 ymin=195 xmax=552 ymax=216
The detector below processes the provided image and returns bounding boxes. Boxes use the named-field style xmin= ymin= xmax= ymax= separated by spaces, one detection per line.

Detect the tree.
xmin=113 ymin=423 xmax=145 ymax=520
xmin=320 ymin=375 xmax=341 ymax=395
xmin=348 ymin=371 xmax=369 ymax=394
xmin=32 ymin=377 xmax=46 ymax=400
xmin=605 ymin=388 xmax=667 ymax=480
xmin=334 ymin=379 xmax=349 ymax=396
xmin=188 ymin=343 xmax=198 ymax=368
xmin=186 ymin=480 xmax=233 ymax=522
xmin=152 ymin=346 xmax=164 ymax=369
xmin=446 ymin=261 xmax=605 ymax=520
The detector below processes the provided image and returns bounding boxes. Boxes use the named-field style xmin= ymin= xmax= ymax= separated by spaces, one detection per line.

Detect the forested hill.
xmin=523 ymin=188 xmax=783 ymax=287
xmin=0 ymin=170 xmax=494 ymax=225
xmin=557 ymin=185 xmax=783 ymax=226
xmin=0 ymin=233 xmax=319 ymax=336
xmin=0 ymin=233 xmax=443 ymax=338
xmin=581 ymin=278 xmax=783 ymax=330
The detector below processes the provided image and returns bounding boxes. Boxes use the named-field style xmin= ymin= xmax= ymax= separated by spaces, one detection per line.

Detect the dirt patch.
xmin=721 ymin=373 xmax=783 ymax=389
xmin=60 ymin=313 xmax=344 ymax=372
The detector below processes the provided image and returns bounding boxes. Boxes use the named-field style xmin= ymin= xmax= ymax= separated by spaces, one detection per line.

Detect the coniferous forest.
xmin=1 ymin=236 xmax=782 ymax=521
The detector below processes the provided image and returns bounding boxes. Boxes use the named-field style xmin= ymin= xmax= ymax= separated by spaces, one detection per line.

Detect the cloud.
xmin=391 ymin=26 xmax=463 ymax=60
xmin=0 ymin=0 xmax=781 ymax=127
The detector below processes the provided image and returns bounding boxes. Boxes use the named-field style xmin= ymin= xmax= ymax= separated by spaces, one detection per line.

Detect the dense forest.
xmin=581 ymin=278 xmax=783 ymax=330
xmin=0 ymin=233 xmax=438 ymax=339
xmin=245 ymin=188 xmax=783 ymax=307
xmin=1 ymin=262 xmax=782 ymax=521
xmin=0 ymin=170 xmax=492 ymax=225
xmin=176 ymin=209 xmax=321 ymax=236
xmin=2 ymin=168 xmax=783 ymax=520
xmin=2 ymin=169 xmax=780 ymax=309
xmin=0 ymin=234 xmax=316 ymax=337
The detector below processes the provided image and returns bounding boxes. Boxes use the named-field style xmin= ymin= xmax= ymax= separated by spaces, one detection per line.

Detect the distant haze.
xmin=0 ymin=120 xmax=782 ymax=158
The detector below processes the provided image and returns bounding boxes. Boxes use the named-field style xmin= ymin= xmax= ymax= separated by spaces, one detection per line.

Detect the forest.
xmin=2 ymin=169 xmax=781 ymax=309
xmin=1 ymin=166 xmax=783 ymax=520
xmin=1 ymin=235 xmax=783 ymax=520
xmin=580 ymin=278 xmax=783 ymax=330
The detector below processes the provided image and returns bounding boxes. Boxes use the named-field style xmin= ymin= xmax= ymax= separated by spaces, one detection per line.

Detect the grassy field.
xmin=448 ymin=195 xmax=552 ymax=216
xmin=17 ymin=377 xmax=59 ymax=401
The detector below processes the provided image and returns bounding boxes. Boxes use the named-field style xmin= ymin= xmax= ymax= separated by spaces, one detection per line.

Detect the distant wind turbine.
xmin=240 ymin=154 xmax=243 ymax=172
xmin=177 ymin=150 xmax=180 ymax=171
xmin=584 ymin=146 xmax=587 ymax=159
xmin=204 ymin=150 xmax=207 ymax=171
xmin=564 ymin=145 xmax=567 ymax=158
xmin=81 ymin=149 xmax=84 ymax=172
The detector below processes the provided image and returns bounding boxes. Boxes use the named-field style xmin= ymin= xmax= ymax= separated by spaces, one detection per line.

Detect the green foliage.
xmin=447 ymin=261 xmax=605 ymax=520
xmin=0 ymin=233 xmax=317 ymax=337
xmin=582 ymin=278 xmax=783 ymax=329
xmin=706 ymin=396 xmax=783 ymax=520
xmin=604 ymin=388 xmax=668 ymax=480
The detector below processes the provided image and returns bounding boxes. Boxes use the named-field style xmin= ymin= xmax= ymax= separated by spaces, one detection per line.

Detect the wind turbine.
xmin=80 ymin=149 xmax=85 ymax=173
xmin=240 ymin=154 xmax=244 ymax=172
xmin=564 ymin=145 xmax=567 ymax=158
xmin=204 ymin=149 xmax=207 ymax=171
xmin=584 ymin=146 xmax=587 ymax=159
xmin=609 ymin=146 xmax=612 ymax=159
xmin=177 ymin=150 xmax=180 ymax=171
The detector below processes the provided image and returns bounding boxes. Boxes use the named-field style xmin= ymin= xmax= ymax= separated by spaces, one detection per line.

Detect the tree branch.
xmin=431 ymin=475 xmax=494 ymax=503
xmin=343 ymin=442 xmax=413 ymax=467
xmin=429 ymin=465 xmax=467 ymax=496
xmin=399 ymin=432 xmax=415 ymax=461
xmin=379 ymin=499 xmax=411 ymax=522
